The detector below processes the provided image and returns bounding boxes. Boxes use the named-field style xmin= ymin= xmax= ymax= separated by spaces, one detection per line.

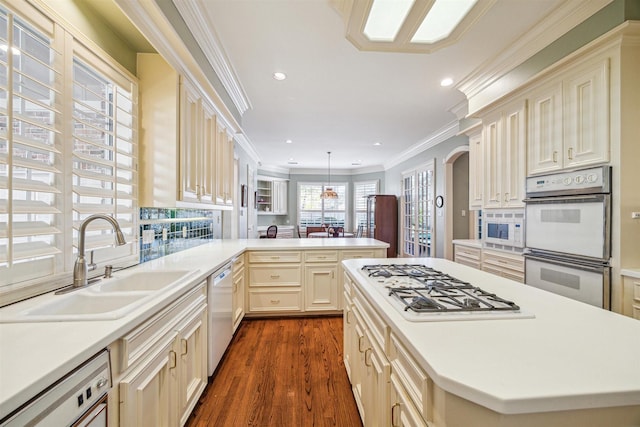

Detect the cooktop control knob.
xmin=563 ymin=177 xmax=572 ymax=185
xmin=574 ymin=175 xmax=585 ymax=184
xmin=96 ymin=377 xmax=108 ymax=389
xmin=586 ymin=173 xmax=598 ymax=183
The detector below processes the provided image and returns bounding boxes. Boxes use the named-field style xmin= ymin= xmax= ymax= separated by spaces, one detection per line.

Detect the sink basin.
xmin=1 ymin=293 xmax=149 ymax=322
xmin=89 ymin=270 xmax=193 ymax=293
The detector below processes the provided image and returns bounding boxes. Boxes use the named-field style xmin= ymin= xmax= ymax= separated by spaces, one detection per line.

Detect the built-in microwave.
xmin=483 ymin=209 xmax=525 ymax=249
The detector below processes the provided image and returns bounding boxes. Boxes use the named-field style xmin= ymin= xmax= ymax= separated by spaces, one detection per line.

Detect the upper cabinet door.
xmin=180 ymin=77 xmax=203 ymax=203
xmin=483 ymin=115 xmax=502 ymax=209
xmin=502 ymin=100 xmax=527 ymax=208
xmin=563 ymin=58 xmax=610 ymax=169
xmin=527 ymin=80 xmax=563 ymax=176
xmin=468 ymin=130 xmax=483 ymax=210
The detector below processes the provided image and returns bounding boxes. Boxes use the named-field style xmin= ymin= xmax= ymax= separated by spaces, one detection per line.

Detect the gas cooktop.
xmin=360 ymin=264 xmax=534 ymax=322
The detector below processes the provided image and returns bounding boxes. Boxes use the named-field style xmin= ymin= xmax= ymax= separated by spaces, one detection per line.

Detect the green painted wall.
xmin=46 ymin=0 xmax=138 ymax=74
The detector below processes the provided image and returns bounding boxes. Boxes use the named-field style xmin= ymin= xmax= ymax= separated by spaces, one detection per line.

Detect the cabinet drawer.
xmin=341 ymin=249 xmax=382 ymax=260
xmin=454 ymin=257 xmax=481 ymax=270
xmin=305 ymin=250 xmax=338 ymax=263
xmin=249 ymin=251 xmax=301 ymax=263
xmin=454 ymin=245 xmax=481 ymax=261
xmin=249 ymin=265 xmax=302 ymax=287
xmin=353 ymin=286 xmax=389 ymax=352
xmin=389 ymin=333 xmax=433 ymax=420
xmin=482 ymin=251 xmax=524 ymax=271
xmin=119 ymin=282 xmax=206 ymax=372
xmin=248 ymin=288 xmax=302 ymax=312
xmin=232 ymin=254 xmax=245 ymax=273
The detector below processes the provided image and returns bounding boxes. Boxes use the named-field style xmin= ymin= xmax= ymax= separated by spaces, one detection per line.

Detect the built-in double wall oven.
xmin=524 ymin=166 xmax=611 ymax=309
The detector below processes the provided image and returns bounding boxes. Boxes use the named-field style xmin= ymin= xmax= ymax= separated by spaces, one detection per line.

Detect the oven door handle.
xmin=523 ymin=194 xmax=607 ymax=204
xmin=524 ymin=253 xmax=608 ymax=274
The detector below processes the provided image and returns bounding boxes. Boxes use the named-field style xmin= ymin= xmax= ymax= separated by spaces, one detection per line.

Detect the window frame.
xmin=297 ymin=181 xmax=348 ymax=231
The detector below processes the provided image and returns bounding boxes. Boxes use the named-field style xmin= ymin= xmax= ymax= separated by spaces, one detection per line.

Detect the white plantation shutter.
xmin=71 ymin=52 xmax=137 ymax=261
xmin=298 ymin=182 xmax=347 ymax=228
xmin=0 ymin=2 xmax=138 ymax=297
xmin=0 ymin=6 xmax=64 ymax=285
xmin=353 ymin=180 xmax=378 ymax=228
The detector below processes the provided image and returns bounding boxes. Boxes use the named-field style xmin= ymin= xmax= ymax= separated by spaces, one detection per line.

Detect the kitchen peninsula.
xmin=342 ymin=258 xmax=640 ymax=426
xmin=0 ymin=238 xmax=387 ymax=424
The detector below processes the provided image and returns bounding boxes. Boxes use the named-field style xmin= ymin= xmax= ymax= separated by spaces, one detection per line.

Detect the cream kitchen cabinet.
xmin=339 ymin=249 xmax=386 ymax=309
xmin=113 ymin=282 xmax=208 ymax=427
xmin=247 ymin=251 xmax=303 ymax=313
xmin=467 ymin=128 xmax=484 ymax=210
xmin=256 ymin=177 xmax=288 ymax=215
xmin=453 ymin=243 xmax=482 ymax=270
xmin=527 ymin=57 xmax=610 ymax=176
xmin=622 ymin=273 xmax=640 ymax=320
xmin=138 ymin=53 xmax=233 ymax=208
xmin=483 ymin=99 xmax=527 ymax=209
xmin=481 ymin=249 xmax=524 ymax=283
xmin=304 ymin=250 xmax=339 ymax=311
xmin=232 ymin=254 xmax=245 ymax=332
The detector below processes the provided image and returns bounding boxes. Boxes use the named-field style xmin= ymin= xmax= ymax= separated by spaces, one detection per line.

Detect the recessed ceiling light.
xmin=440 ymin=77 xmax=454 ymax=87
xmin=285 ymin=139 xmax=292 ymax=144
xmin=273 ymin=72 xmax=286 ymax=81
xmin=373 ymin=142 xmax=382 ymax=146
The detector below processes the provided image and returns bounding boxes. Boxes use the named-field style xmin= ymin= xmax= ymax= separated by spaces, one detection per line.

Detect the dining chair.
xmin=266 ymin=225 xmax=278 ymax=238
xmin=305 ymin=226 xmax=325 ymax=237
xmin=355 ymin=224 xmax=363 ymax=238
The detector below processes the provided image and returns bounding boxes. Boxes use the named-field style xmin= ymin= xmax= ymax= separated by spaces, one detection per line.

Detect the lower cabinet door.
xmin=390 ymin=373 xmax=430 ymax=427
xmin=305 ymin=264 xmax=338 ymax=311
xmin=363 ymin=331 xmax=390 ymax=427
xmin=119 ymin=333 xmax=178 ymax=427
xmin=177 ymin=306 xmax=207 ymax=426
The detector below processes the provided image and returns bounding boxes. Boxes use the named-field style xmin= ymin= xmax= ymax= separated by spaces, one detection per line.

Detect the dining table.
xmin=307 ymin=231 xmax=354 ymax=238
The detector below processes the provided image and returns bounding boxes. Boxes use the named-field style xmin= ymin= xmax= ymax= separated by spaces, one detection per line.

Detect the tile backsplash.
xmin=139 ymin=208 xmax=222 ymax=263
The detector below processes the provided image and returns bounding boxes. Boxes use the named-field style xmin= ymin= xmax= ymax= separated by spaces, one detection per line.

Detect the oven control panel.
xmin=526 ymin=166 xmax=611 ymax=196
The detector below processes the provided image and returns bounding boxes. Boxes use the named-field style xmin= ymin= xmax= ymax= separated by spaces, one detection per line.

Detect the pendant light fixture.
xmin=321 ymin=151 xmax=338 ymax=199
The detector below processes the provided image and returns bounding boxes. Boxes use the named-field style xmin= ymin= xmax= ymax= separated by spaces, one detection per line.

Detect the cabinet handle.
xmin=318 ymin=256 xmax=326 ymax=259
xmin=346 ymin=310 xmax=351 ymax=324
xmin=358 ymin=335 xmax=365 ymax=353
xmin=270 ymin=299 xmax=280 ymax=304
xmin=270 ymin=274 xmax=280 ymax=279
xmin=553 ymin=151 xmax=558 ymax=163
xmin=504 ymin=192 xmax=509 ymax=202
xmin=391 ymin=403 xmax=400 ymax=427
xmin=181 ymin=338 xmax=188 ymax=355
xmin=169 ymin=350 xmax=177 ymax=369
xmin=364 ymin=348 xmax=372 ymax=367
xmin=568 ymin=147 xmax=573 ymax=160
xmin=270 ymin=256 xmax=280 ymax=260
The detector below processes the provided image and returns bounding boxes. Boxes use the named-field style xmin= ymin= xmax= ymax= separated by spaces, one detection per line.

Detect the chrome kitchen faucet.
xmin=73 ymin=214 xmax=126 ymax=288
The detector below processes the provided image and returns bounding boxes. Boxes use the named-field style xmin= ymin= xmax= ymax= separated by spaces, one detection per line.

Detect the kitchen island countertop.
xmin=343 ymin=257 xmax=640 ymax=416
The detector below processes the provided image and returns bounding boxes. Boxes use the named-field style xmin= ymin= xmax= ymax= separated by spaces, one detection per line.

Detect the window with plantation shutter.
xmin=0 ymin=1 xmax=138 ymax=301
xmin=353 ymin=180 xmax=378 ymax=229
xmin=71 ymin=53 xmax=137 ymax=262
xmin=297 ymin=182 xmax=347 ymax=230
xmin=0 ymin=6 xmax=64 ymax=286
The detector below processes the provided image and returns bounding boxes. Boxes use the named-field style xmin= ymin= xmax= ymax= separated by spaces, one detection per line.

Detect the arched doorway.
xmin=443 ymin=146 xmax=470 ymax=260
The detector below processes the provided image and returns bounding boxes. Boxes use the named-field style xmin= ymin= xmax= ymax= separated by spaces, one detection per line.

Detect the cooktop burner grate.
xmin=362 ymin=264 xmax=521 ymax=314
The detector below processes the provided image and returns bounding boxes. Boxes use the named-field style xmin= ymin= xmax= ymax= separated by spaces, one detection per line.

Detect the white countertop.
xmin=0 ymin=238 xmax=387 ymax=419
xmin=621 ymin=268 xmax=640 ymax=279
xmin=343 ymin=258 xmax=640 ymax=415
xmin=452 ymin=238 xmax=483 ymax=249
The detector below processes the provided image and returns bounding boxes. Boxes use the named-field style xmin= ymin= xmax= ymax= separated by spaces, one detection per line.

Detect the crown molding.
xmin=113 ymin=0 xmax=241 ymax=136
xmin=172 ymin=0 xmax=252 ymax=115
xmin=233 ymin=133 xmax=261 ymax=165
xmin=383 ymin=120 xmax=460 ymax=170
xmin=457 ymin=0 xmax=613 ymax=109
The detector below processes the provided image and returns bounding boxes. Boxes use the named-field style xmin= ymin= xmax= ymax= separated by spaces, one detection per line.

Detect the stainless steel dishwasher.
xmin=207 ymin=262 xmax=233 ymax=377
xmin=0 ymin=350 xmax=111 ymax=426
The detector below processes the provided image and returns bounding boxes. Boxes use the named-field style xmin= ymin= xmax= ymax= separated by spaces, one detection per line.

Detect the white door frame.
xmin=443 ymin=146 xmax=469 ymax=260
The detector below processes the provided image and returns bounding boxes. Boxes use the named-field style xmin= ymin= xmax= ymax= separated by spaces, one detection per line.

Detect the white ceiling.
xmin=175 ymin=0 xmax=573 ymax=171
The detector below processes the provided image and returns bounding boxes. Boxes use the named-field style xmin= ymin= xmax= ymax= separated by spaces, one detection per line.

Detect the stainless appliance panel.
xmin=525 ymin=255 xmax=610 ymax=308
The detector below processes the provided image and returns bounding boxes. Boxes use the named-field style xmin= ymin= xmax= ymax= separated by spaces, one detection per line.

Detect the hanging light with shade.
xmin=321 ymin=151 xmax=338 ymax=199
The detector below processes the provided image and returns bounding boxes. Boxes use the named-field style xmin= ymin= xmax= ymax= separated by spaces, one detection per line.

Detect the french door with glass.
xmin=401 ymin=162 xmax=435 ymax=258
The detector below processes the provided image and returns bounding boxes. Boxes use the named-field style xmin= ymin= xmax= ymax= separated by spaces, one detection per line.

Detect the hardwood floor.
xmin=186 ymin=316 xmax=363 ymax=427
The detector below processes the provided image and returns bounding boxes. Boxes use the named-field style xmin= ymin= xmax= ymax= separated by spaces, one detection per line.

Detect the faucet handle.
xmin=88 ymin=250 xmax=97 ymax=272
xmin=104 ymin=265 xmax=113 ymax=278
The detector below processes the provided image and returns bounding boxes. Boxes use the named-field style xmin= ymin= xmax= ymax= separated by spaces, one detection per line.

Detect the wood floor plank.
xmin=186 ymin=317 xmax=363 ymax=427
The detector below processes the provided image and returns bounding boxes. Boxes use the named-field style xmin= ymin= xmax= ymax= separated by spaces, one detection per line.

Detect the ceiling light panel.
xmin=364 ymin=0 xmax=415 ymax=41
xmin=412 ymin=0 xmax=478 ymax=43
